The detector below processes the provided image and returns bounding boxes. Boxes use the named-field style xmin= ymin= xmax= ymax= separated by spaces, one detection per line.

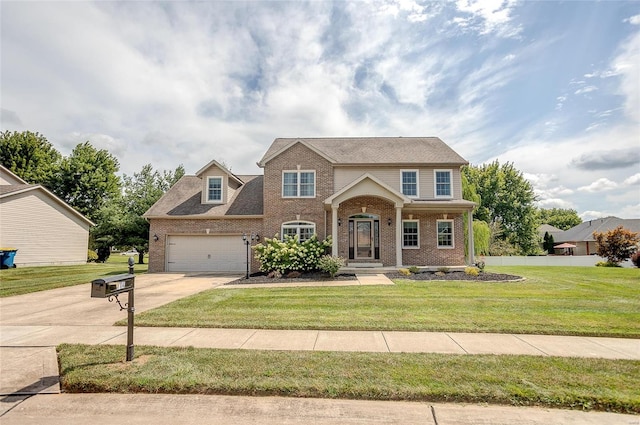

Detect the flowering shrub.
xmin=318 ymin=255 xmax=346 ymax=277
xmin=253 ymin=234 xmax=332 ymax=274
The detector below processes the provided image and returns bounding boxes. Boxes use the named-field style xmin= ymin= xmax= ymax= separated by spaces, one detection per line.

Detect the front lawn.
xmin=58 ymin=344 xmax=640 ymax=413
xmin=0 ymin=255 xmax=148 ymax=297
xmin=130 ymin=266 xmax=640 ymax=337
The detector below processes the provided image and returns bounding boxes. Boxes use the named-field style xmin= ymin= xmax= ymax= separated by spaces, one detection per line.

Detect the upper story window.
xmin=437 ymin=219 xmax=454 ymax=248
xmin=281 ymin=221 xmax=316 ymax=242
xmin=434 ymin=170 xmax=452 ymax=198
xmin=402 ymin=220 xmax=420 ymax=248
xmin=206 ymin=176 xmax=223 ymax=203
xmin=283 ymin=170 xmax=315 ymax=198
xmin=401 ymin=170 xmax=418 ymax=197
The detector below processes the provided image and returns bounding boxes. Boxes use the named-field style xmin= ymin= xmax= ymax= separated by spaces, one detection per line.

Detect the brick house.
xmin=144 ymin=137 xmax=476 ymax=273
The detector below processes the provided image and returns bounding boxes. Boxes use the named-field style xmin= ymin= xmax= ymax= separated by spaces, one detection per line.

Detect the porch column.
xmin=331 ymin=204 xmax=338 ymax=257
xmin=395 ymin=206 xmax=403 ymax=267
xmin=467 ymin=210 xmax=475 ymax=265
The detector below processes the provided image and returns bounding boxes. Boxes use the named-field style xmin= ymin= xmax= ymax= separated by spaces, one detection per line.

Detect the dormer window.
xmin=282 ymin=170 xmax=315 ymax=198
xmin=206 ymin=176 xmax=223 ymax=203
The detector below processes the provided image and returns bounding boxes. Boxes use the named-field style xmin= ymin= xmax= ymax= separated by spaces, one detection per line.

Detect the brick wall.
xmin=262 ymin=143 xmax=333 ymax=241
xmin=401 ymin=213 xmax=466 ymax=266
xmin=148 ymin=218 xmax=263 ymax=272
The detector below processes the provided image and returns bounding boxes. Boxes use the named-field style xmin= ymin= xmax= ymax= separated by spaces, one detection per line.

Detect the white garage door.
xmin=166 ymin=235 xmax=247 ymax=273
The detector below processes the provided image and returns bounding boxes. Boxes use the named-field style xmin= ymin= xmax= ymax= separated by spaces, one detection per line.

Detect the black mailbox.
xmin=91 ymin=273 xmax=135 ymax=298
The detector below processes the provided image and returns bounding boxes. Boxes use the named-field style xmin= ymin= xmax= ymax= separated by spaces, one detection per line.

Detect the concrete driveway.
xmin=0 ymin=273 xmax=237 ymax=326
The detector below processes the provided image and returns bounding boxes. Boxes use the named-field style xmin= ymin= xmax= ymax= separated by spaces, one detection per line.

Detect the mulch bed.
xmin=227 ymin=271 xmax=522 ymax=285
xmin=227 ymin=272 xmax=357 ymax=285
xmin=385 ymin=271 xmax=523 ymax=281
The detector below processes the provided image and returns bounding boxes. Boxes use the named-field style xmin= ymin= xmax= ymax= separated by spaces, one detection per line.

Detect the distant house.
xmin=144 ymin=137 xmax=476 ymax=273
xmin=554 ymin=216 xmax=640 ymax=256
xmin=0 ymin=165 xmax=94 ymax=266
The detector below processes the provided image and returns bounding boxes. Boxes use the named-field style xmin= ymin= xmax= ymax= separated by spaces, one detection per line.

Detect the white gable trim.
xmin=195 ymin=159 xmax=244 ymax=185
xmin=324 ymin=173 xmax=410 ymax=208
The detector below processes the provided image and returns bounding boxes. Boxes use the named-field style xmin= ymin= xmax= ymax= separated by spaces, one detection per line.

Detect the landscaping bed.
xmin=386 ymin=270 xmax=522 ymax=281
xmin=227 ymin=271 xmax=357 ymax=285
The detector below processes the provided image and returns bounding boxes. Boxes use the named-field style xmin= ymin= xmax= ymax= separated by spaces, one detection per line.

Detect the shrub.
xmin=632 ymin=252 xmax=640 ymax=268
xmin=408 ymin=266 xmax=420 ymax=274
xmin=465 ymin=266 xmax=479 ymax=276
xmin=87 ymin=250 xmax=98 ymax=263
xmin=398 ymin=268 xmax=411 ymax=276
xmin=437 ymin=266 xmax=449 ymax=274
xmin=253 ymin=234 xmax=332 ymax=274
xmin=475 ymin=260 xmax=485 ymax=272
xmin=435 ymin=271 xmax=446 ymax=277
xmin=595 ymin=261 xmax=622 ymax=268
xmin=318 ymin=255 xmax=346 ymax=278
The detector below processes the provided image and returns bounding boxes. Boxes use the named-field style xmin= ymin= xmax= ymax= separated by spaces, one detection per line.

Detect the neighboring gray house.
xmin=554 ymin=216 xmax=640 ymax=256
xmin=145 ymin=137 xmax=476 ymax=273
xmin=0 ymin=165 xmax=94 ymax=266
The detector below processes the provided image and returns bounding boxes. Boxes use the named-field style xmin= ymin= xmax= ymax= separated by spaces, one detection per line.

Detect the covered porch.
xmin=324 ymin=174 xmax=476 ymax=268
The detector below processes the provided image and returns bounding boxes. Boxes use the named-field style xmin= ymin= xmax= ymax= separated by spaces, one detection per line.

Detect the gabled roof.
xmin=538 ymin=223 xmax=564 ymax=238
xmin=196 ymin=159 xmax=244 ymax=185
xmin=258 ymin=137 xmax=468 ymax=167
xmin=0 ymin=164 xmax=28 ymax=185
xmin=0 ymin=183 xmax=95 ymax=227
xmin=556 ymin=216 xmax=640 ymax=242
xmin=144 ymin=175 xmax=263 ymax=218
xmin=325 ymin=173 xmax=410 ymax=208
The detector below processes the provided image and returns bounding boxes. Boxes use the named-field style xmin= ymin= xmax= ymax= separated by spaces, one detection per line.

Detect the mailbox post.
xmin=91 ymin=257 xmax=136 ymax=361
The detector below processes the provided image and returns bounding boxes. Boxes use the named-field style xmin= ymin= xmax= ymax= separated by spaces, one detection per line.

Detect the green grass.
xmin=57 ymin=343 xmax=640 ymax=413
xmin=130 ymin=266 xmax=640 ymax=337
xmin=0 ymin=255 xmax=148 ymax=297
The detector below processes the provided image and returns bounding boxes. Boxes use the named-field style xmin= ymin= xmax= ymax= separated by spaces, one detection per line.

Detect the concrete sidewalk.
xmin=2 ymin=393 xmax=637 ymax=425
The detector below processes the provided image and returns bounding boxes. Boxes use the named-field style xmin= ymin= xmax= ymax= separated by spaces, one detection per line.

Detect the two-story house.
xmin=144 ymin=137 xmax=476 ymax=273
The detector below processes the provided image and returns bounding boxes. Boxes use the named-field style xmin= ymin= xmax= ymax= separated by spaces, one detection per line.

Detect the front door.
xmin=356 ymin=220 xmax=373 ymax=259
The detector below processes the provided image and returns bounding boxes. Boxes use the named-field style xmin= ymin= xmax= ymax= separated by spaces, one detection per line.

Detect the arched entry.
xmin=348 ymin=214 xmax=380 ymax=260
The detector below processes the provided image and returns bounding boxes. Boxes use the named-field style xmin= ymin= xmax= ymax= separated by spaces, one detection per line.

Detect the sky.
xmin=1 ymin=0 xmax=639 ymax=220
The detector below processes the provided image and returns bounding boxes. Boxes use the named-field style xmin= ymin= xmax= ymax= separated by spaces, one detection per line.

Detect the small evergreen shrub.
xmin=318 ymin=255 xmax=346 ymax=278
xmin=408 ymin=266 xmax=420 ymax=274
xmin=465 ymin=266 xmax=480 ymax=276
xmin=435 ymin=271 xmax=446 ymax=277
xmin=595 ymin=261 xmax=622 ymax=268
xmin=475 ymin=260 xmax=485 ymax=272
xmin=87 ymin=250 xmax=98 ymax=263
xmin=437 ymin=266 xmax=449 ymax=274
xmin=398 ymin=268 xmax=411 ymax=276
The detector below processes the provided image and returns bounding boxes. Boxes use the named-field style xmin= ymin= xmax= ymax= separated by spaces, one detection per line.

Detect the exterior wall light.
xmin=153 ymin=234 xmax=159 ymax=242
xmin=387 ymin=218 xmax=392 ymax=226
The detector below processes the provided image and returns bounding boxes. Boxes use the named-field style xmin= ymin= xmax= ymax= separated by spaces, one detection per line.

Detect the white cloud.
xmin=454 ymin=0 xmax=521 ymax=37
xmin=574 ymin=85 xmax=598 ymax=95
xmin=625 ymin=14 xmax=640 ymax=25
xmin=577 ymin=178 xmax=618 ymax=193
xmin=537 ymin=198 xmax=574 ymax=209
xmin=624 ymin=173 xmax=640 ymax=185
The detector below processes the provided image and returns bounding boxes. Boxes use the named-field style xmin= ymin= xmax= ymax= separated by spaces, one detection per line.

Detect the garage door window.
xmin=282 ymin=221 xmax=316 ymax=242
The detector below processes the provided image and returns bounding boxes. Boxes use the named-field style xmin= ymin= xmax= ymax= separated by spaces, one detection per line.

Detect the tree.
xmin=593 ymin=226 xmax=639 ymax=265
xmin=462 ymin=161 xmax=540 ymax=255
xmin=96 ymin=163 xmax=184 ymax=264
xmin=49 ymin=142 xmax=121 ymax=222
xmin=0 ymin=130 xmax=61 ymax=184
xmin=538 ymin=208 xmax=582 ymax=230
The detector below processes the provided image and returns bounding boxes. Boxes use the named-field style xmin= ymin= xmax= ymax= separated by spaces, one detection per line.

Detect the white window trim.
xmin=402 ymin=219 xmax=420 ymax=249
xmin=282 ymin=170 xmax=316 ymax=198
xmin=206 ymin=176 xmax=224 ymax=204
xmin=281 ymin=221 xmax=316 ymax=241
xmin=436 ymin=219 xmax=455 ymax=249
xmin=434 ymin=169 xmax=453 ymax=199
xmin=401 ymin=169 xmax=419 ymax=198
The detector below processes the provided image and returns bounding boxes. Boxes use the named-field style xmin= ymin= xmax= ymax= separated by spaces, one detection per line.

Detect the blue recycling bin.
xmin=0 ymin=249 xmax=17 ymax=269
